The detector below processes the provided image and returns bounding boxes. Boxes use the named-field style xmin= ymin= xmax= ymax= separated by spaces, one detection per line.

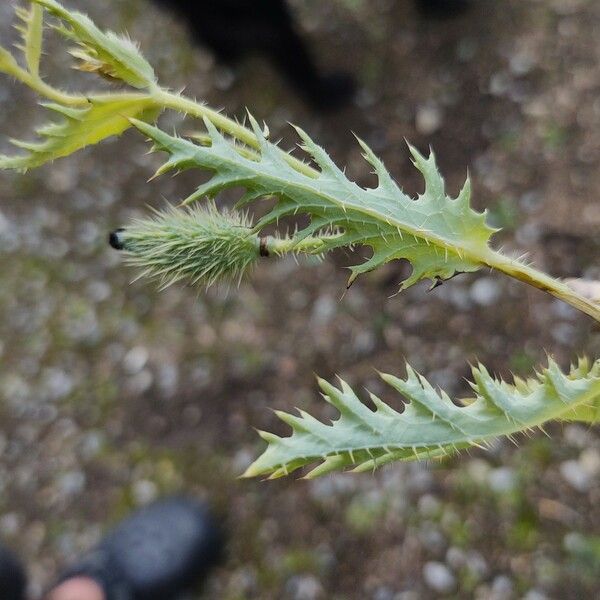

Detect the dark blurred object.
xmin=416 ymin=0 xmax=472 ymax=18
xmin=150 ymin=1 xmax=473 ymax=109
xmin=151 ymin=0 xmax=356 ymax=111
xmin=52 ymin=497 xmax=224 ymax=600
xmin=0 ymin=544 xmax=26 ymax=600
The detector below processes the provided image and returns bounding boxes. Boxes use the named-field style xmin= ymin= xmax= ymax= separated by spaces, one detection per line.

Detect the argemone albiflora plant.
xmin=1 ymin=0 xmax=599 ymax=478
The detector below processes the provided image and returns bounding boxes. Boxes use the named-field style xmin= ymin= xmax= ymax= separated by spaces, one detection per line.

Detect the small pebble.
xmin=423 ymin=561 xmax=456 ymax=594
xmin=579 ymin=449 xmax=600 ymax=476
xmin=560 ymin=460 xmax=591 ymax=492
xmin=416 ymin=105 xmax=443 ymax=135
xmin=311 ymin=294 xmax=337 ymax=326
xmin=123 ymin=346 xmax=149 ymax=374
xmin=57 ymin=471 xmax=86 ymax=496
xmin=488 ymin=467 xmax=516 ymax=494
xmin=491 ymin=574 xmax=514 ymax=598
xmin=285 ymin=574 xmax=324 ymax=600
xmin=132 ymin=479 xmax=158 ymax=505
xmin=446 ymin=547 xmax=467 ymax=570
xmin=470 ymin=277 xmax=501 ymax=307
xmin=523 ymin=590 xmax=549 ymax=600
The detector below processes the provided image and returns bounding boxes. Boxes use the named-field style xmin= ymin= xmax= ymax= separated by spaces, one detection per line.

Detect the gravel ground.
xmin=1 ymin=0 xmax=599 ymax=598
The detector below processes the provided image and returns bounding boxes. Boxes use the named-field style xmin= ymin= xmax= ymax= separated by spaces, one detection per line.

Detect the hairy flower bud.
xmin=112 ymin=203 xmax=260 ymax=288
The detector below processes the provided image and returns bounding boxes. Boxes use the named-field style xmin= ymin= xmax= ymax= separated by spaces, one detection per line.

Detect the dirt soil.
xmin=0 ymin=0 xmax=599 ymax=598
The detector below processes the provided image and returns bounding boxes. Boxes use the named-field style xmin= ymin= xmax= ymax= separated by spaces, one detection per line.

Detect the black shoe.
xmin=0 ymin=544 xmax=26 ymax=600
xmin=51 ymin=497 xmax=224 ymax=600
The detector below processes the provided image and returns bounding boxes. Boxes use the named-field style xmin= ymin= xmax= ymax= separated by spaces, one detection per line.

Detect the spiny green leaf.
xmin=244 ymin=358 xmax=600 ymax=479
xmin=0 ymin=95 xmax=158 ymax=170
xmin=131 ymin=116 xmax=498 ymax=292
xmin=15 ymin=3 xmax=44 ymax=77
xmin=117 ymin=203 xmax=261 ymax=289
xmin=33 ymin=0 xmax=156 ymax=88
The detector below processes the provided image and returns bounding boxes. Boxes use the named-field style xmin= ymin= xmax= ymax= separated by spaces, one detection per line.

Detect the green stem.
xmin=265 ymin=234 xmax=335 ymax=256
xmin=7 ymin=61 xmax=88 ymax=106
xmin=151 ymin=87 xmax=319 ymax=179
xmin=265 ymin=234 xmax=600 ymax=322
xmin=483 ymin=248 xmax=600 ymax=322
xmin=3 ymin=60 xmax=321 ymax=183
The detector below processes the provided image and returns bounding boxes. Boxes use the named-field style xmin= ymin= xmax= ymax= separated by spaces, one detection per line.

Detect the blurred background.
xmin=1 ymin=0 xmax=600 ymax=598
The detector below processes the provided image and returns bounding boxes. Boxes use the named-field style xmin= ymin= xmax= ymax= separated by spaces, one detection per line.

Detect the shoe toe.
xmin=0 ymin=545 xmax=26 ymax=600
xmin=102 ymin=498 xmax=223 ymax=599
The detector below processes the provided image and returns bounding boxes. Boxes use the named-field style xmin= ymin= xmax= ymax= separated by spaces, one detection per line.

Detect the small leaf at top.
xmin=33 ymin=0 xmax=156 ymax=88
xmin=15 ymin=4 xmax=44 ymax=77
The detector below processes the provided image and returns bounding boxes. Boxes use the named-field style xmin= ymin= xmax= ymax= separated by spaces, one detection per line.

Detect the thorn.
xmin=428 ymin=278 xmax=443 ymax=291
xmin=538 ymin=425 xmax=551 ymax=438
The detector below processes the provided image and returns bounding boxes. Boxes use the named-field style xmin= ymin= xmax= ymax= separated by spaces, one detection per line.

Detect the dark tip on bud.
xmin=109 ymin=228 xmax=126 ymax=250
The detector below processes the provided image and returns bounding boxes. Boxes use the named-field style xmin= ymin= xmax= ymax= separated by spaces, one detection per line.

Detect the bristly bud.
xmin=113 ymin=203 xmax=261 ymax=289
